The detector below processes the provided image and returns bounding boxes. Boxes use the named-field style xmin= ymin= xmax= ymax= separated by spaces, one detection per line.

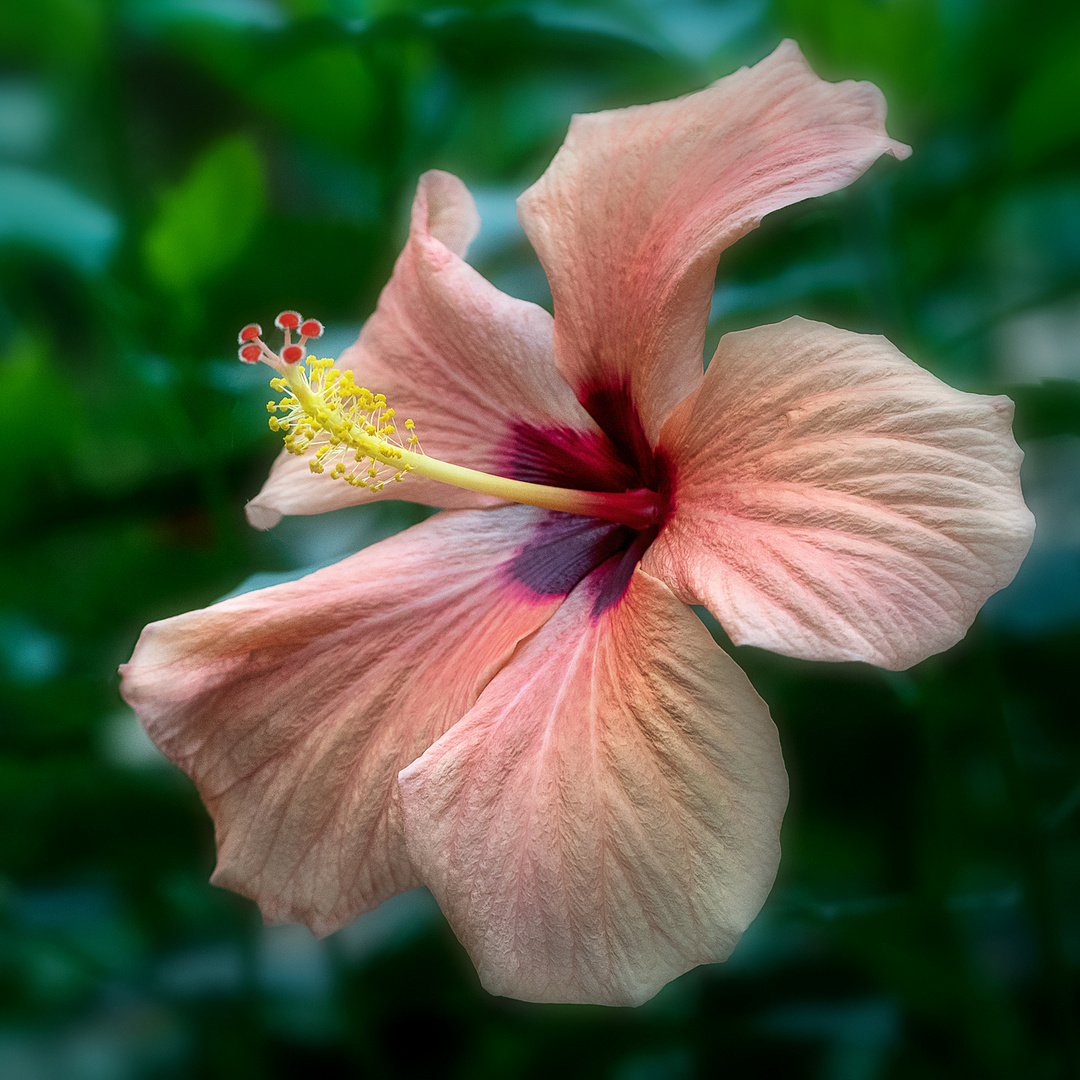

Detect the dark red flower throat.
xmin=505 ymin=383 xmax=670 ymax=615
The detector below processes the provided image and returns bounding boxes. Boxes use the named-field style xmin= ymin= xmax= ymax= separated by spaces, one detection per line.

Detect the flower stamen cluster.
xmin=236 ymin=310 xmax=422 ymax=492
xmin=268 ymin=358 xmax=419 ymax=491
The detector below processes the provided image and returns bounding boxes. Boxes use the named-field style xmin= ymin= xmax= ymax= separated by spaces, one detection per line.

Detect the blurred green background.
xmin=1 ymin=0 xmax=1078 ymax=1076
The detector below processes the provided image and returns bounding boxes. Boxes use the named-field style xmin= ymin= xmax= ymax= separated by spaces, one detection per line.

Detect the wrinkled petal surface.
xmin=121 ymin=507 xmax=565 ymax=936
xmin=248 ymin=170 xmax=606 ymax=528
xmin=644 ymin=318 xmax=1036 ymax=669
xmin=399 ymin=566 xmax=787 ymax=1006
xmin=518 ymin=39 xmax=909 ymax=442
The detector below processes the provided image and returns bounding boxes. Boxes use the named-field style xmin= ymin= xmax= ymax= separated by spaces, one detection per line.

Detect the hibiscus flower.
xmin=120 ymin=41 xmax=1034 ymax=1006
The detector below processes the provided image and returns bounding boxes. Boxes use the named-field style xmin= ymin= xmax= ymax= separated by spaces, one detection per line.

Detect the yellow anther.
xmin=261 ymin=355 xmax=423 ymax=491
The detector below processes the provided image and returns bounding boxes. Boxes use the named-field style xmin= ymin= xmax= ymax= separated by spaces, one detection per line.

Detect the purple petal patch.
xmin=589 ymin=528 xmax=659 ymax=617
xmin=509 ymin=512 xmax=634 ymax=597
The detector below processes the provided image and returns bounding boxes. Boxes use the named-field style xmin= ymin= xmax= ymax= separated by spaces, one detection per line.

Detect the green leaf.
xmin=1009 ymin=38 xmax=1080 ymax=164
xmin=0 ymin=0 xmax=104 ymax=67
xmin=142 ymin=134 xmax=266 ymax=294
xmin=0 ymin=336 xmax=79 ymax=527
xmin=246 ymin=45 xmax=377 ymax=149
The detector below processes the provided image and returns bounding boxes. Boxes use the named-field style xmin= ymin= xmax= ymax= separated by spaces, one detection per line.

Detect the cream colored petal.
xmin=518 ymin=39 xmax=909 ymax=442
xmin=645 ymin=318 xmax=1035 ymax=669
xmin=120 ymin=507 xmax=563 ymax=935
xmin=399 ymin=567 xmax=787 ymax=1006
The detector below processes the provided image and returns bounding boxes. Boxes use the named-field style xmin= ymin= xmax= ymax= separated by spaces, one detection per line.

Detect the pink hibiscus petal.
xmin=120 ymin=507 xmax=566 ymax=936
xmin=247 ymin=170 xmax=606 ymax=529
xmin=398 ymin=566 xmax=787 ymax=1006
xmin=644 ymin=317 xmax=1036 ymax=670
xmin=517 ymin=39 xmax=909 ymax=442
